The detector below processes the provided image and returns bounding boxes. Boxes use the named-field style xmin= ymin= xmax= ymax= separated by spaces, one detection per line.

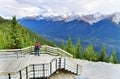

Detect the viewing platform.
xmin=0 ymin=45 xmax=82 ymax=79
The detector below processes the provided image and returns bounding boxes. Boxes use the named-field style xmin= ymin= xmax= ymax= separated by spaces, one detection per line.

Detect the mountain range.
xmin=18 ymin=12 xmax=120 ymax=60
xmin=20 ymin=12 xmax=120 ymax=24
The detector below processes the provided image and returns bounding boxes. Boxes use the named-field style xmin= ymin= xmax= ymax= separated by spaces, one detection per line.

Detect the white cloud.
xmin=0 ymin=0 xmax=120 ymax=19
xmin=0 ymin=0 xmax=41 ymax=18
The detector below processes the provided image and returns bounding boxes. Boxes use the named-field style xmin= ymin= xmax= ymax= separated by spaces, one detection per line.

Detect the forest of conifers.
xmin=0 ymin=16 xmax=54 ymax=49
xmin=61 ymin=37 xmax=118 ymax=64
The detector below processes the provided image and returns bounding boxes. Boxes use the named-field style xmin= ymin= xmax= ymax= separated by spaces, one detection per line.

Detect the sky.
xmin=0 ymin=0 xmax=120 ymax=19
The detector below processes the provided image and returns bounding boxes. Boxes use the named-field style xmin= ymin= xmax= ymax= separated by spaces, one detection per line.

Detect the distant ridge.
xmin=20 ymin=12 xmax=120 ymax=24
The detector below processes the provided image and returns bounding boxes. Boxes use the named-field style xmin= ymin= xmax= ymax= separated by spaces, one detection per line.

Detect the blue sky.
xmin=0 ymin=0 xmax=120 ymax=19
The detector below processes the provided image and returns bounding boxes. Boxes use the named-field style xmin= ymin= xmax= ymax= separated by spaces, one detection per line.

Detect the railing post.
xmin=56 ymin=48 xmax=59 ymax=55
xmin=43 ymin=64 xmax=45 ymax=77
xmin=26 ymin=67 xmax=28 ymax=79
xmin=8 ymin=73 xmax=11 ymax=79
xmin=17 ymin=52 xmax=19 ymax=59
xmin=76 ymin=64 xmax=79 ymax=75
xmin=33 ymin=64 xmax=35 ymax=79
xmin=50 ymin=62 xmax=52 ymax=74
xmin=21 ymin=49 xmax=24 ymax=57
xmin=56 ymin=59 xmax=57 ymax=70
xmin=59 ymin=58 xmax=61 ymax=69
xmin=19 ymin=70 xmax=22 ymax=79
xmin=31 ymin=46 xmax=32 ymax=53
xmin=45 ymin=46 xmax=47 ymax=53
xmin=30 ymin=46 xmax=32 ymax=53
xmin=64 ymin=58 xmax=66 ymax=69
xmin=21 ymin=49 xmax=24 ymax=56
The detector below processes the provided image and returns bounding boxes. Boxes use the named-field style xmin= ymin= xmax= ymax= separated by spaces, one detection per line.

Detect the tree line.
xmin=61 ymin=37 xmax=118 ymax=64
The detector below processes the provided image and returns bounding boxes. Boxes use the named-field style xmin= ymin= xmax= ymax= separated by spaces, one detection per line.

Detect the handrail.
xmin=0 ymin=45 xmax=73 ymax=58
xmin=0 ymin=57 xmax=82 ymax=79
xmin=40 ymin=45 xmax=73 ymax=58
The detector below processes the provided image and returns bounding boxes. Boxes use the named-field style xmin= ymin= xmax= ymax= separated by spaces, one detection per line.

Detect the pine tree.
xmin=3 ymin=32 xmax=8 ymax=48
xmin=75 ymin=38 xmax=81 ymax=58
xmin=61 ymin=41 xmax=65 ymax=50
xmin=67 ymin=36 xmax=72 ymax=53
xmin=66 ymin=36 xmax=75 ymax=56
xmin=10 ymin=16 xmax=23 ymax=48
xmin=0 ymin=30 xmax=4 ymax=49
xmin=10 ymin=16 xmax=18 ymax=48
xmin=83 ymin=44 xmax=96 ymax=61
xmin=6 ymin=32 xmax=11 ymax=49
xmin=72 ymin=47 xmax=76 ymax=58
xmin=99 ymin=44 xmax=107 ymax=62
xmin=109 ymin=49 xmax=117 ymax=64
xmin=67 ymin=36 xmax=72 ymax=48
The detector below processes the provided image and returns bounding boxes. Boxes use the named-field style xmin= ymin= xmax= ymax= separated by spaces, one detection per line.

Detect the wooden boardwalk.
xmin=0 ymin=46 xmax=82 ymax=79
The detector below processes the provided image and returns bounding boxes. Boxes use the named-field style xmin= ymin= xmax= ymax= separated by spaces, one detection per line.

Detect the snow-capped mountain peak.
xmin=80 ymin=12 xmax=107 ymax=25
xmin=112 ymin=12 xmax=120 ymax=24
xmin=64 ymin=13 xmax=79 ymax=22
xmin=93 ymin=12 xmax=107 ymax=21
xmin=22 ymin=12 xmax=120 ymax=24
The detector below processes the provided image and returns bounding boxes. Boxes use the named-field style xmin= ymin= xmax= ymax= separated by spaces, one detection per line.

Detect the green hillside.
xmin=0 ymin=16 xmax=55 ymax=49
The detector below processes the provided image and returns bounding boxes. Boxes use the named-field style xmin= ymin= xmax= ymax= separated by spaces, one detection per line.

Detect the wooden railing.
xmin=0 ymin=58 xmax=82 ymax=79
xmin=0 ymin=45 xmax=73 ymax=58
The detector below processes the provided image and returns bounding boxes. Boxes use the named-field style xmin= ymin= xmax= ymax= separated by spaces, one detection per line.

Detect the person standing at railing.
xmin=34 ymin=42 xmax=40 ymax=56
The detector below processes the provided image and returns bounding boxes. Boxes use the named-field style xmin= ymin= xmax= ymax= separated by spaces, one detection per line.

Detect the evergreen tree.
xmin=75 ymin=38 xmax=81 ymax=58
xmin=72 ymin=47 xmax=76 ymax=58
xmin=3 ymin=32 xmax=8 ymax=48
xmin=99 ymin=44 xmax=107 ymax=62
xmin=6 ymin=32 xmax=11 ymax=48
xmin=10 ymin=16 xmax=28 ymax=48
xmin=0 ymin=31 xmax=8 ymax=49
xmin=67 ymin=36 xmax=73 ymax=48
xmin=61 ymin=41 xmax=65 ymax=50
xmin=10 ymin=16 xmax=18 ymax=48
xmin=0 ymin=30 xmax=4 ymax=48
xmin=83 ymin=44 xmax=96 ymax=61
xmin=109 ymin=49 xmax=117 ymax=64
xmin=66 ymin=36 xmax=75 ymax=57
